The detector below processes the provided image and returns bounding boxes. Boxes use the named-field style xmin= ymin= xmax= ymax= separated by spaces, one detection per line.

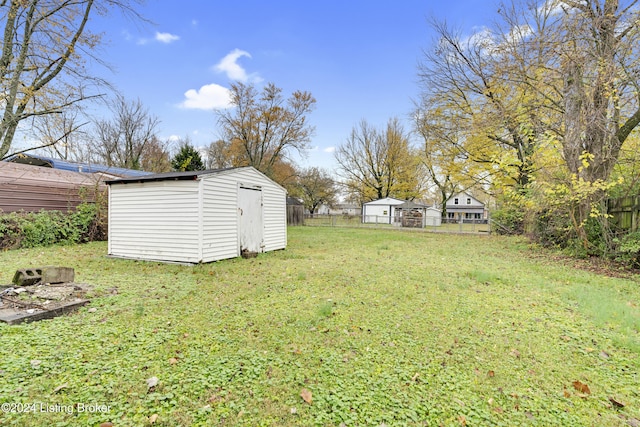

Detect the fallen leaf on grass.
xmin=608 ymin=396 xmax=625 ymax=408
xmin=169 ymin=357 xmax=178 ymax=365
xmin=488 ymin=370 xmax=495 ymax=377
xmin=572 ymin=380 xmax=591 ymax=395
xmin=300 ymin=388 xmax=312 ymax=404
xmin=99 ymin=423 xmax=113 ymax=427
xmin=53 ymin=383 xmax=68 ymax=393
xmin=149 ymin=413 xmax=158 ymax=423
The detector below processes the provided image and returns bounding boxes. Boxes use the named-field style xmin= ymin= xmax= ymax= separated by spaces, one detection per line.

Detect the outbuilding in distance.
xmin=105 ymin=167 xmax=287 ymax=264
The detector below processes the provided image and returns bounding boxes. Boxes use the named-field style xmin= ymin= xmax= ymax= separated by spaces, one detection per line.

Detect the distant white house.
xmin=313 ymin=203 xmax=360 ymax=216
xmin=444 ymin=192 xmax=487 ymax=222
xmin=362 ymin=197 xmax=406 ymax=224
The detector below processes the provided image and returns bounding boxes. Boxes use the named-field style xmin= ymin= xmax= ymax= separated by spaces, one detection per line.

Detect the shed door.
xmin=238 ymin=185 xmax=263 ymax=255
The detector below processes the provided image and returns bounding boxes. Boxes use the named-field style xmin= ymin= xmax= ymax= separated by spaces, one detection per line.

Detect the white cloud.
xmin=214 ymin=49 xmax=261 ymax=82
xmin=323 ymin=146 xmax=336 ymax=153
xmin=180 ymin=83 xmax=232 ymax=110
xmin=155 ymin=32 xmax=180 ymax=43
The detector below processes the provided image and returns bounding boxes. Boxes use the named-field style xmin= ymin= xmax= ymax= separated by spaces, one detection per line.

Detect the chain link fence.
xmin=301 ymin=214 xmax=491 ymax=234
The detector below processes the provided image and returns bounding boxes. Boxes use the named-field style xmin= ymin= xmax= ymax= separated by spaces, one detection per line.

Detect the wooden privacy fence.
xmin=287 ymin=204 xmax=304 ymax=226
xmin=608 ymin=195 xmax=640 ymax=232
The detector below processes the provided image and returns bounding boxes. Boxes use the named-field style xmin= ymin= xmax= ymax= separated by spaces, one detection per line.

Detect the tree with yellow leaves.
xmin=335 ymin=118 xmax=426 ymax=203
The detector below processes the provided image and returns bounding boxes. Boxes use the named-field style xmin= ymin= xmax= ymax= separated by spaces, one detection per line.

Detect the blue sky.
xmin=88 ymin=1 xmax=499 ymax=171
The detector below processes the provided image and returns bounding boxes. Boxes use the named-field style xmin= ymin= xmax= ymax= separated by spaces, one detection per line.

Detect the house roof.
xmin=397 ymin=200 xmax=426 ymax=209
xmin=397 ymin=201 xmax=441 ymax=211
xmin=7 ymin=153 xmax=152 ymax=178
xmin=287 ymin=196 xmax=303 ymax=205
xmin=0 ymin=161 xmax=106 ymax=213
xmin=363 ymin=197 xmax=406 ymax=206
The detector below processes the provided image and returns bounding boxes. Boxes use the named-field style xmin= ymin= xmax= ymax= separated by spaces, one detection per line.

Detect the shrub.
xmin=491 ymin=203 xmax=525 ymax=235
xmin=0 ymin=203 xmax=107 ymax=250
xmin=614 ymin=231 xmax=640 ymax=268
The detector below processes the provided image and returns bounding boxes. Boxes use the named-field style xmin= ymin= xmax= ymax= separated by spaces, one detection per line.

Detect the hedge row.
xmin=0 ymin=203 xmax=107 ymax=250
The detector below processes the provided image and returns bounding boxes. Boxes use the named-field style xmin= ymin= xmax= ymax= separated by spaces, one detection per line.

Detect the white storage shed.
xmin=106 ymin=167 xmax=287 ymax=264
xmin=362 ymin=197 xmax=406 ymax=224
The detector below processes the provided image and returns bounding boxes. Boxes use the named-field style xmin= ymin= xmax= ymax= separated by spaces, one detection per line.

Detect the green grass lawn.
xmin=0 ymin=227 xmax=638 ymax=426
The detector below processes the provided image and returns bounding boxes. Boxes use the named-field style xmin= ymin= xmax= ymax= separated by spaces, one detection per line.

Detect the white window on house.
xmin=454 ymin=198 xmax=459 ymax=205
xmin=448 ymin=212 xmax=455 ymax=219
xmin=465 ymin=213 xmax=472 ymax=219
xmin=474 ymin=213 xmax=482 ymax=219
xmin=466 ymin=198 xmax=471 ymax=204
xmin=383 ymin=210 xmax=387 ymax=215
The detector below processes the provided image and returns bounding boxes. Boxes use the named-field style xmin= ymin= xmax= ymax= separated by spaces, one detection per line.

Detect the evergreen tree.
xmin=172 ymin=143 xmax=206 ymax=172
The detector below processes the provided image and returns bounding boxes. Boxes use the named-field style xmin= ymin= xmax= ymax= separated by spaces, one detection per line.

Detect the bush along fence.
xmin=0 ymin=203 xmax=107 ymax=250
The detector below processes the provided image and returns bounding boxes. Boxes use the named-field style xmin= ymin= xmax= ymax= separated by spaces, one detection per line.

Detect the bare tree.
xmin=335 ymin=118 xmax=424 ymax=203
xmin=91 ymin=95 xmax=160 ymax=170
xmin=32 ymin=108 xmax=90 ymax=161
xmin=0 ymin=0 xmax=143 ymax=160
xmin=215 ymin=82 xmax=316 ymax=178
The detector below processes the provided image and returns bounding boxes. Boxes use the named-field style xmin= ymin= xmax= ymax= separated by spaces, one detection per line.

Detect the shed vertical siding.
xmin=108 ymin=181 xmax=202 ymax=263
